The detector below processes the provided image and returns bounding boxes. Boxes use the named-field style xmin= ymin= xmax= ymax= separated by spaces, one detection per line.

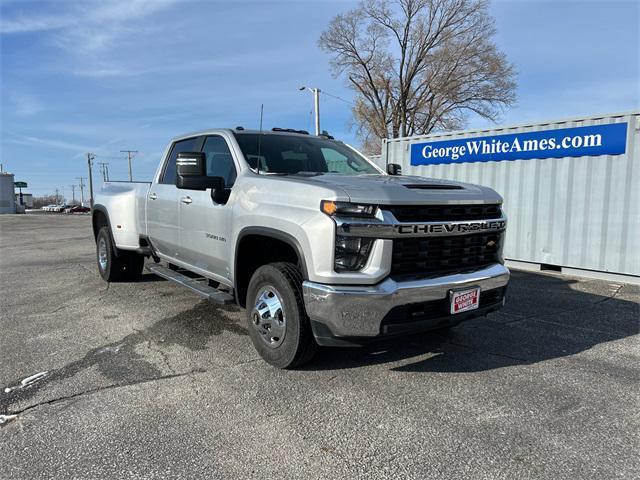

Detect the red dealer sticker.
xmin=450 ymin=287 xmax=480 ymax=314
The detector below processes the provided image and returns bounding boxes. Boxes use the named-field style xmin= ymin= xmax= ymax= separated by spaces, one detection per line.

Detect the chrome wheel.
xmin=98 ymin=237 xmax=108 ymax=271
xmin=251 ymin=286 xmax=286 ymax=348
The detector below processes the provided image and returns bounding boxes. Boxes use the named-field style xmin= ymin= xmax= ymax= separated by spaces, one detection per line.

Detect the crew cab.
xmin=93 ymin=128 xmax=509 ymax=368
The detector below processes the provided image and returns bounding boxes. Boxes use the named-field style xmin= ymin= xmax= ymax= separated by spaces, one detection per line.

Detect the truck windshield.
xmin=234 ymin=133 xmax=379 ymax=175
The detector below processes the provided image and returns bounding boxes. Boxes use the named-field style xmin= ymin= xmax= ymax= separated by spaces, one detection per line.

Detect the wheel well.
xmin=235 ymin=234 xmax=302 ymax=308
xmin=92 ymin=209 xmax=109 ymax=240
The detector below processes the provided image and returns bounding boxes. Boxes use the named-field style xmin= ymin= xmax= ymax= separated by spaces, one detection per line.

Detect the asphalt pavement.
xmin=1 ymin=214 xmax=638 ymax=479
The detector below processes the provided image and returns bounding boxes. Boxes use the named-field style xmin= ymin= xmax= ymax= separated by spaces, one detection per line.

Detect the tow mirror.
xmin=176 ymin=151 xmax=206 ymax=190
xmin=175 ymin=152 xmax=226 ymax=201
xmin=386 ymin=163 xmax=402 ymax=175
xmin=175 ymin=152 xmax=215 ymax=191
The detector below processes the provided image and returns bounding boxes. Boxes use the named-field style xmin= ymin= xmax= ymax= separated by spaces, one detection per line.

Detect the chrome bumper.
xmin=302 ymin=264 xmax=510 ymax=339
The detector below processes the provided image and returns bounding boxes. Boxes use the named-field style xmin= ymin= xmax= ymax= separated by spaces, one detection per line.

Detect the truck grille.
xmin=391 ymin=232 xmax=502 ymax=278
xmin=386 ymin=204 xmax=501 ymax=222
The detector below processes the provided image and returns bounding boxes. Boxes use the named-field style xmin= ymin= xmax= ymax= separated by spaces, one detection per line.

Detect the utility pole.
xmin=55 ymin=188 xmax=59 ymax=204
xmin=69 ymin=184 xmax=76 ymax=204
xmin=87 ymin=153 xmax=95 ymax=209
xmin=299 ymin=86 xmax=321 ymax=135
xmin=98 ymin=162 xmax=110 ymax=182
xmin=120 ymin=150 xmax=138 ymax=181
xmin=76 ymin=177 xmax=86 ymax=206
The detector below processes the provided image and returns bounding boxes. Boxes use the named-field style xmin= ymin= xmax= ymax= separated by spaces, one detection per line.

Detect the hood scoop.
xmin=402 ymin=183 xmax=464 ymax=190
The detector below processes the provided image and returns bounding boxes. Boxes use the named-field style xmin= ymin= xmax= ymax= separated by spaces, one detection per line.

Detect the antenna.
xmin=256 ymin=103 xmax=263 ymax=175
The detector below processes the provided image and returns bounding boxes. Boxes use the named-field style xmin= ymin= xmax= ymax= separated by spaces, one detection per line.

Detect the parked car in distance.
xmin=42 ymin=204 xmax=56 ymax=211
xmin=52 ymin=204 xmax=70 ymax=212
xmin=65 ymin=205 xmax=90 ymax=213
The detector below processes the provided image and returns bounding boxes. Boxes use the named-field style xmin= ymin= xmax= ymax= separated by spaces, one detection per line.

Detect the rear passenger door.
xmin=147 ymin=136 xmax=204 ymax=260
xmin=178 ymin=135 xmax=237 ymax=281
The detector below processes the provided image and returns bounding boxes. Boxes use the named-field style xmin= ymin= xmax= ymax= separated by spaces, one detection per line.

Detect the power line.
xmin=321 ymin=90 xmax=355 ymax=106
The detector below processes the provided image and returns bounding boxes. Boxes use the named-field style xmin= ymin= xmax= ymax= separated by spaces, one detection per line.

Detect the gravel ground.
xmin=1 ymin=213 xmax=638 ymax=479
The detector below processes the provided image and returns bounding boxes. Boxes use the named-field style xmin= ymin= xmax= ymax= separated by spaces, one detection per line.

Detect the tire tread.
xmin=271 ymin=262 xmax=317 ymax=368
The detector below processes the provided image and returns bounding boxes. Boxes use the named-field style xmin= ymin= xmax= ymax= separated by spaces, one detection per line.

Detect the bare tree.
xmin=319 ymin=0 xmax=516 ymax=153
xmin=33 ymin=194 xmax=60 ymax=209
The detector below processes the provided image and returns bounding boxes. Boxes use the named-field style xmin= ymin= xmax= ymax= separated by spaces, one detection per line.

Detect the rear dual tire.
xmin=246 ymin=262 xmax=317 ymax=369
xmin=96 ymin=227 xmax=144 ymax=282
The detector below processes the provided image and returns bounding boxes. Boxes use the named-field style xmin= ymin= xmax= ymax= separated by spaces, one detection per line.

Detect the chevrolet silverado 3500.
xmin=93 ymin=128 xmax=509 ymax=368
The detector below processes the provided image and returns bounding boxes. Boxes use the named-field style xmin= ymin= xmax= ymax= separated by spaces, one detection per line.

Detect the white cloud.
xmin=6 ymin=133 xmax=94 ymax=153
xmin=11 ymin=92 xmax=43 ymax=117
xmin=5 ymin=132 xmax=126 ymax=157
xmin=0 ymin=0 xmax=178 ymax=34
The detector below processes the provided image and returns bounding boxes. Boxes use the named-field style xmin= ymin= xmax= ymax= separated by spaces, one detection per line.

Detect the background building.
xmin=15 ymin=192 xmax=33 ymax=208
xmin=378 ymin=111 xmax=639 ymax=284
xmin=0 ymin=172 xmax=16 ymax=214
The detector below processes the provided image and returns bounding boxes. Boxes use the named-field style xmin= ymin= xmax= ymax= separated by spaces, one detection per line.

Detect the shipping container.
xmin=380 ymin=111 xmax=640 ymax=282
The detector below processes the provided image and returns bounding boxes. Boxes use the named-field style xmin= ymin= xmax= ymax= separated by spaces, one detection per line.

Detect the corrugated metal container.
xmin=381 ymin=111 xmax=640 ymax=279
xmin=368 ymin=154 xmax=384 ymax=170
xmin=0 ymin=173 xmax=16 ymax=214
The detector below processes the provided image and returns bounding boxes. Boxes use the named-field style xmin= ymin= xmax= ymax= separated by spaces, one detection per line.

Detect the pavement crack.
xmin=76 ymin=263 xmax=96 ymax=276
xmin=2 ymin=369 xmax=206 ymax=422
xmin=443 ymin=340 xmax=529 ymax=363
xmin=146 ymin=340 xmax=177 ymax=375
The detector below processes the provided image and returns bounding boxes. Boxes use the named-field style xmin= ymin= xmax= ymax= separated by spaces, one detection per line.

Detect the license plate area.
xmin=450 ymin=286 xmax=480 ymax=314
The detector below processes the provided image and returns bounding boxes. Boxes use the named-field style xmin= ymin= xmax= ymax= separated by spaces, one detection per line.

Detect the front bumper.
xmin=302 ymin=264 xmax=510 ymax=346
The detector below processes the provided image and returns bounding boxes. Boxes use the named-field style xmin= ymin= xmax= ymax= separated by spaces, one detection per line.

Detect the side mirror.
xmin=175 ymin=151 xmax=226 ymax=201
xmin=386 ymin=163 xmax=402 ymax=175
xmin=176 ymin=151 xmax=205 ymax=189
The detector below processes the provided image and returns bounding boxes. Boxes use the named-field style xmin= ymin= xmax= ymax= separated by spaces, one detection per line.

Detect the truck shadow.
xmin=307 ymin=271 xmax=639 ymax=372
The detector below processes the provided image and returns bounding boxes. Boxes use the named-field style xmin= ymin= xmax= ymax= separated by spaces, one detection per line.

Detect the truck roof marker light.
xmin=321 ymin=200 xmax=337 ymax=215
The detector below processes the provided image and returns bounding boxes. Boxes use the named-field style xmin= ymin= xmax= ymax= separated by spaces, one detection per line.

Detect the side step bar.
xmin=146 ymin=264 xmax=235 ymax=305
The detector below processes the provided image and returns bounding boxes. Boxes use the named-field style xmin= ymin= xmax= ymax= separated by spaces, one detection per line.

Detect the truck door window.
xmin=202 ymin=136 xmax=237 ymax=187
xmin=160 ymin=136 xmax=203 ymax=184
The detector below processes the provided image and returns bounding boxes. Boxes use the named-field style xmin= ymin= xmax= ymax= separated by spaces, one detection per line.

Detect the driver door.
xmin=178 ymin=134 xmax=237 ymax=281
xmin=147 ymin=136 xmax=203 ymax=260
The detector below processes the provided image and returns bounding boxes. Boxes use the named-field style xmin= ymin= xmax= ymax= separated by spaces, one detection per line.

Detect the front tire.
xmin=96 ymin=227 xmax=144 ymax=282
xmin=246 ymin=262 xmax=317 ymax=369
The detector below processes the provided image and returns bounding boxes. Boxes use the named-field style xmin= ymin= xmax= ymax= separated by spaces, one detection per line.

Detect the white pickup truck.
xmin=93 ymin=128 xmax=509 ymax=368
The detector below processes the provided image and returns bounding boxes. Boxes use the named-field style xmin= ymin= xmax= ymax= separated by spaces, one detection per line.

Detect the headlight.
xmin=334 ymin=235 xmax=374 ymax=272
xmin=320 ymin=200 xmax=377 ymax=218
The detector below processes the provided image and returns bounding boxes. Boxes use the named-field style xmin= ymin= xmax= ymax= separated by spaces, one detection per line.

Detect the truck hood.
xmin=286 ymin=174 xmax=502 ymax=205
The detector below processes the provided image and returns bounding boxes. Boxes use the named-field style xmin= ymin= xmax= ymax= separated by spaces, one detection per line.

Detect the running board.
xmin=146 ymin=264 xmax=235 ymax=305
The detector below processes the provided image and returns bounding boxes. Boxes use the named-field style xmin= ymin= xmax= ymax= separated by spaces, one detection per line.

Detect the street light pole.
xmin=299 ymin=86 xmax=321 ymax=135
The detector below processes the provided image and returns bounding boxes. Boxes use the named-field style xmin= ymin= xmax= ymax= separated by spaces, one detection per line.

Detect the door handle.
xmin=180 ymin=196 xmax=192 ymax=205
xmin=148 ymin=193 xmax=157 ymax=200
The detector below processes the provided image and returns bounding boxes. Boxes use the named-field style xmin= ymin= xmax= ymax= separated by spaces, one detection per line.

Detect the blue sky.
xmin=1 ymin=0 xmax=638 ymax=197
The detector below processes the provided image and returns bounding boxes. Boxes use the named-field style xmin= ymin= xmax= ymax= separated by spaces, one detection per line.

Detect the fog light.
xmin=334 ymin=235 xmax=373 ymax=272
